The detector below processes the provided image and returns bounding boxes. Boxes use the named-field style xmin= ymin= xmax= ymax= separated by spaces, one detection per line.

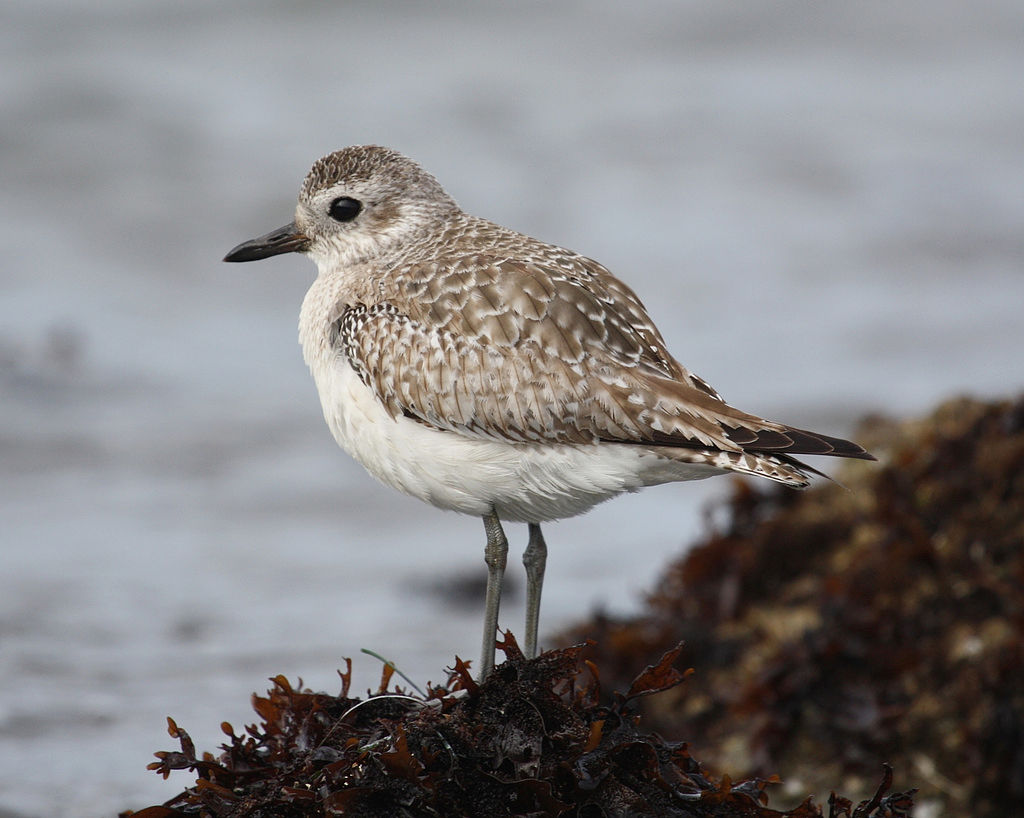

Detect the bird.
xmin=224 ymin=145 xmax=874 ymax=679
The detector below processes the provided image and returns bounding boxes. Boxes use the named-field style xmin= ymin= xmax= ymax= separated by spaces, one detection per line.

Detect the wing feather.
xmin=337 ymin=301 xmax=783 ymax=453
xmin=336 ymin=244 xmax=872 ymax=462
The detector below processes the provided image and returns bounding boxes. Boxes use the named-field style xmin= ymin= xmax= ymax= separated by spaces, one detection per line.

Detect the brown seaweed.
xmin=124 ymin=637 xmax=910 ymax=817
xmin=563 ymin=396 xmax=1023 ymax=817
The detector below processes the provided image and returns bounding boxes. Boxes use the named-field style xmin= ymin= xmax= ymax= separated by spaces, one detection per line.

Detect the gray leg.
xmin=522 ymin=522 xmax=548 ymax=660
xmin=479 ymin=510 xmax=508 ymax=680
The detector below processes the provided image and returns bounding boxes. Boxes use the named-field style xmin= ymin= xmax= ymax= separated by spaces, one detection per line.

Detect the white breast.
xmin=304 ymin=351 xmax=716 ymax=522
xmin=298 ymin=272 xmax=720 ymax=523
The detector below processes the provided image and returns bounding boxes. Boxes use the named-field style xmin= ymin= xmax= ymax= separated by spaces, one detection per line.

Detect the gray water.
xmin=2 ymin=1 xmax=1023 ymax=814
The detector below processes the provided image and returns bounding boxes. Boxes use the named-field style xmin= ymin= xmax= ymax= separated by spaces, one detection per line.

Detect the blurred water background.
xmin=2 ymin=1 xmax=1023 ymax=814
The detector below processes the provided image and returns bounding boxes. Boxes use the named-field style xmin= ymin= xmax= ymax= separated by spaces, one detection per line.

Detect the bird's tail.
xmin=659 ymin=447 xmax=813 ymax=488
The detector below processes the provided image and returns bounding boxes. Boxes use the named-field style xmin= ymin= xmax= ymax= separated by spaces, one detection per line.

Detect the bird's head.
xmin=224 ymin=145 xmax=459 ymax=269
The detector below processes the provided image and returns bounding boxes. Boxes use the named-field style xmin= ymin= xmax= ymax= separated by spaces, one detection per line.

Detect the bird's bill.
xmin=223 ymin=222 xmax=310 ymax=262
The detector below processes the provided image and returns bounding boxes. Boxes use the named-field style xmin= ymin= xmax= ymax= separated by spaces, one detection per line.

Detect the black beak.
xmin=223 ymin=222 xmax=310 ymax=262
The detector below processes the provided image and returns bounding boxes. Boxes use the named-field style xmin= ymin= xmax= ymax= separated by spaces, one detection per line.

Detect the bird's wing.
xmin=385 ymin=249 xmax=724 ymax=386
xmin=334 ymin=298 xmax=743 ymax=448
xmin=334 ymin=252 xmax=871 ymax=459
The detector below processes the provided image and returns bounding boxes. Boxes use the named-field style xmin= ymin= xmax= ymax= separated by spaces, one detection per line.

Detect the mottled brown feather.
xmin=311 ymin=169 xmax=870 ymax=465
xmin=332 ymin=220 xmax=873 ymax=463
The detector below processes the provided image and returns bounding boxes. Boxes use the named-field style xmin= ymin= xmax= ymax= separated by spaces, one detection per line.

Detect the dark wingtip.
xmin=781 ymin=426 xmax=876 ymax=460
xmin=726 ymin=424 xmax=876 ymax=461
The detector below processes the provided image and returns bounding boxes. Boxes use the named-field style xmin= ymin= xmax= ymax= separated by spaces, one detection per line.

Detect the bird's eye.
xmin=328 ymin=196 xmax=363 ymax=222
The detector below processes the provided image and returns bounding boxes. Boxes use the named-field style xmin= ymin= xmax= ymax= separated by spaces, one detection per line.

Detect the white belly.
xmin=311 ymin=358 xmax=718 ymax=523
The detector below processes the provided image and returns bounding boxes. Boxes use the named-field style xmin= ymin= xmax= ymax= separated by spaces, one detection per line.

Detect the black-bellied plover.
xmin=225 ymin=145 xmax=873 ymax=679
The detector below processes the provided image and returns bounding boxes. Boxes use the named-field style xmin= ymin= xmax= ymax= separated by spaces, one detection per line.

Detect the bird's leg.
xmin=479 ymin=510 xmax=508 ymax=680
xmin=522 ymin=522 xmax=548 ymax=660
